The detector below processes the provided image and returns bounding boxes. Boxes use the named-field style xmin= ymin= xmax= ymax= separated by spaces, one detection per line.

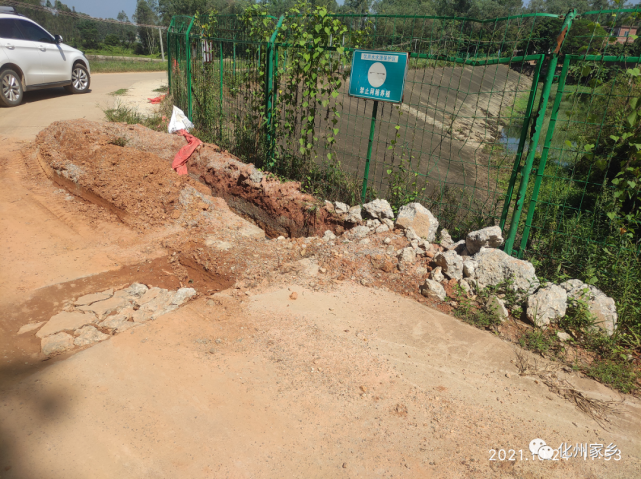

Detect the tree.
xmin=117 ymin=11 xmax=131 ymax=23
xmin=77 ymin=20 xmax=100 ymax=49
xmin=104 ymin=34 xmax=121 ymax=46
xmin=133 ymin=0 xmax=159 ymax=54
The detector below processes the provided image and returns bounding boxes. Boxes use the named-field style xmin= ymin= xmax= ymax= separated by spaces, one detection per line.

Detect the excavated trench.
xmin=31 ymin=119 xmax=351 ymax=240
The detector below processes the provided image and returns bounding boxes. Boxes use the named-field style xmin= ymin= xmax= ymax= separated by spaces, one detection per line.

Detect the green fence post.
xmin=499 ymin=55 xmax=544 ymax=230
xmin=219 ymin=41 xmax=224 ymax=140
xmin=503 ymin=10 xmax=577 ymax=255
xmin=167 ymin=20 xmax=173 ymax=91
xmin=186 ymin=17 xmax=194 ymax=121
xmin=361 ymin=100 xmax=379 ymax=202
xmin=266 ymin=15 xmax=285 ymax=168
xmin=516 ymin=54 xmax=572 ymax=258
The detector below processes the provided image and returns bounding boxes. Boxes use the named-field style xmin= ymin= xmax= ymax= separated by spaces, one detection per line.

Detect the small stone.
xmin=73 ymin=325 xmax=109 ymax=346
xmin=416 ymin=266 xmax=428 ymax=277
xmin=290 ymin=292 xmax=298 ymax=300
xmin=383 ymin=237 xmax=392 ymax=245
xmin=348 ymin=225 xmax=370 ymax=239
xmin=41 ymin=332 xmax=75 ymax=356
xmin=375 ymin=224 xmax=390 ymax=234
xmin=404 ymin=227 xmax=420 ymax=242
xmin=458 ymin=279 xmax=471 ymax=296
xmin=557 ymin=332 xmax=572 ymax=342
xmin=398 ymin=247 xmax=417 ymax=265
xmin=249 ymin=168 xmax=264 ymax=184
xmin=382 ymin=218 xmax=394 ymax=229
xmin=434 ymin=250 xmax=464 ymax=280
xmin=487 ymin=295 xmax=509 ymax=322
xmin=505 ymin=373 xmax=511 ymax=378
xmin=395 ymin=203 xmax=439 ymax=241
xmin=323 ymin=230 xmax=336 ymax=241
xmin=324 ymin=200 xmax=335 ymax=212
xmin=17 ymin=322 xmax=46 ymax=335
xmin=74 ymin=290 xmax=113 ymax=306
xmin=439 ymin=229 xmax=454 ymax=248
xmin=359 ymin=238 xmax=371 ymax=245
xmin=334 ymin=201 xmax=349 ymax=214
xmin=526 ymin=285 xmax=568 ymax=327
xmin=466 ymin=226 xmax=504 ymax=255
xmin=172 ymin=288 xmax=197 ymax=306
xmin=342 ymin=463 xmax=347 ymax=469
xmin=277 ymin=236 xmax=285 ymax=241
xmin=346 ymin=205 xmax=362 ymax=223
xmin=463 ymin=260 xmax=476 ymax=278
xmin=126 ymin=283 xmax=149 ymax=297
xmin=560 ymin=279 xmax=617 ymax=336
xmin=36 ymin=311 xmax=97 ymax=339
xmin=431 ymin=266 xmax=445 ymax=282
xmin=420 ymin=279 xmax=446 ymax=301
xmin=319 ymin=267 xmax=327 ymax=274
xmin=362 ymin=198 xmax=394 ymax=220
xmin=366 ymin=219 xmax=381 ymax=229
xmin=473 ymin=248 xmax=539 ymax=294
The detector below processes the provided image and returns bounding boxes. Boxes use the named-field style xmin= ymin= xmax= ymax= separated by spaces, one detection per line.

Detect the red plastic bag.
xmin=172 ymin=129 xmax=202 ymax=175
xmin=148 ymin=94 xmax=166 ymax=104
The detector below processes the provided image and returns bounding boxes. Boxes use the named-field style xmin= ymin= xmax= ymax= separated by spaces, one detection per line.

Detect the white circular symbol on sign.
xmin=368 ymin=62 xmax=387 ymax=88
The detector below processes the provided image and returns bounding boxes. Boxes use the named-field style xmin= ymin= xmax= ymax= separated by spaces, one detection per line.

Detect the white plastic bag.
xmin=167 ymin=106 xmax=194 ymax=133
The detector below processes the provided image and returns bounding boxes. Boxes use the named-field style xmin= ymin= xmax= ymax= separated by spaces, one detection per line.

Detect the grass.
xmin=91 ymin=60 xmax=167 ymax=74
xmin=109 ymin=89 xmax=128 ymax=96
xmin=584 ymin=359 xmax=639 ymax=394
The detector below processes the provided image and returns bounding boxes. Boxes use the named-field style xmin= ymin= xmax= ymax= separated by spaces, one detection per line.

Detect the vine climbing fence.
xmin=168 ymin=8 xmax=641 ymax=331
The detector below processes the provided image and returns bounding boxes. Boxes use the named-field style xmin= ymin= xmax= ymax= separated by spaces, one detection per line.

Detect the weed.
xmin=584 ymin=359 xmax=639 ymax=394
xmin=110 ymin=89 xmax=128 ymax=96
xmin=519 ymin=330 xmax=556 ymax=355
xmin=153 ymin=85 xmax=168 ymax=93
xmin=454 ymin=297 xmax=502 ymax=329
xmin=109 ymin=137 xmax=128 ymax=147
xmin=90 ymin=60 xmax=167 ymax=73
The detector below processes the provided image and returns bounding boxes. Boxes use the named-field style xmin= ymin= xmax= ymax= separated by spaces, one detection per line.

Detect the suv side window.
xmin=15 ymin=19 xmax=54 ymax=43
xmin=0 ymin=18 xmax=25 ymax=40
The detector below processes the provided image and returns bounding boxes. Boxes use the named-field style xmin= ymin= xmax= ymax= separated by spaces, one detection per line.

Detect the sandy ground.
xmin=0 ymin=134 xmax=640 ymax=478
xmin=0 ymin=71 xmax=166 ymax=140
xmin=0 ymin=78 xmax=640 ymax=477
xmin=112 ymin=78 xmax=167 ymax=117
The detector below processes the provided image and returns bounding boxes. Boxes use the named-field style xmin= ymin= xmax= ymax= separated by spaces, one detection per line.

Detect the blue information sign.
xmin=348 ymin=50 xmax=409 ymax=103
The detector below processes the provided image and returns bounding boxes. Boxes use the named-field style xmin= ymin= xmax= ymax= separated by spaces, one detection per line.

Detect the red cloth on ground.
xmin=148 ymin=94 xmax=166 ymax=104
xmin=172 ymin=129 xmax=202 ymax=175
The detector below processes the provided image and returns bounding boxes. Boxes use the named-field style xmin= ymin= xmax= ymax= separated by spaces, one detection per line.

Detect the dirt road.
xmin=0 ymin=71 xmax=166 ymax=140
xmin=0 ymin=119 xmax=639 ymax=477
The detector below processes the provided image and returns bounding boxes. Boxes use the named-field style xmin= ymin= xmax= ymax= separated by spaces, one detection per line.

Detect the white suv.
xmin=0 ymin=7 xmax=90 ymax=107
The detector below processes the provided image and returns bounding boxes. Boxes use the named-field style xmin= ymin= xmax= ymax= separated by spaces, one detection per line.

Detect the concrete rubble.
xmin=31 ymin=283 xmax=197 ymax=356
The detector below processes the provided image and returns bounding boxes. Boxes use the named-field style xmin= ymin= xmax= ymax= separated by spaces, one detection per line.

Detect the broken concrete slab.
xmin=74 ymin=289 xmax=113 ymax=306
xmin=36 ymin=311 xmax=97 ymax=339
xmin=74 ymin=326 xmax=110 ymax=347
xmin=17 ymin=321 xmax=46 ymax=335
xmin=78 ymin=295 xmax=130 ymax=320
xmin=41 ymin=332 xmax=74 ymax=356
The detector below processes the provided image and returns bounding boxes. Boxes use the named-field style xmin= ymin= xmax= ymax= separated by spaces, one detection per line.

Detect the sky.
xmin=65 ymin=0 xmax=137 ymax=20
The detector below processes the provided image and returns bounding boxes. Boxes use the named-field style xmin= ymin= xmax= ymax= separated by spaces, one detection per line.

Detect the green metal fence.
xmin=168 ymin=10 xmax=641 ymax=257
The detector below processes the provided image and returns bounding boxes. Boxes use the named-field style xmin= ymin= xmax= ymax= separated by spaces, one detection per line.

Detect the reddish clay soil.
xmin=34 ymin=119 xmax=347 ymax=237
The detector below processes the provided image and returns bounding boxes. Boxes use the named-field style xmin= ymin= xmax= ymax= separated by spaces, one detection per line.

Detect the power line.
xmin=4 ymin=0 xmax=168 ymax=29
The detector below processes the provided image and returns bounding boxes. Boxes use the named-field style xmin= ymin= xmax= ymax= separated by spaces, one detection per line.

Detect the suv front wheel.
xmin=0 ymin=68 xmax=23 ymax=107
xmin=65 ymin=64 xmax=90 ymax=94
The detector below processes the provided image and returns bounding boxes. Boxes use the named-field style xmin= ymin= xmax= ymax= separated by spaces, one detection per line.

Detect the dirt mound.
xmin=33 ymin=120 xmax=345 ymax=237
xmin=33 ymin=120 xmax=209 ymax=228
